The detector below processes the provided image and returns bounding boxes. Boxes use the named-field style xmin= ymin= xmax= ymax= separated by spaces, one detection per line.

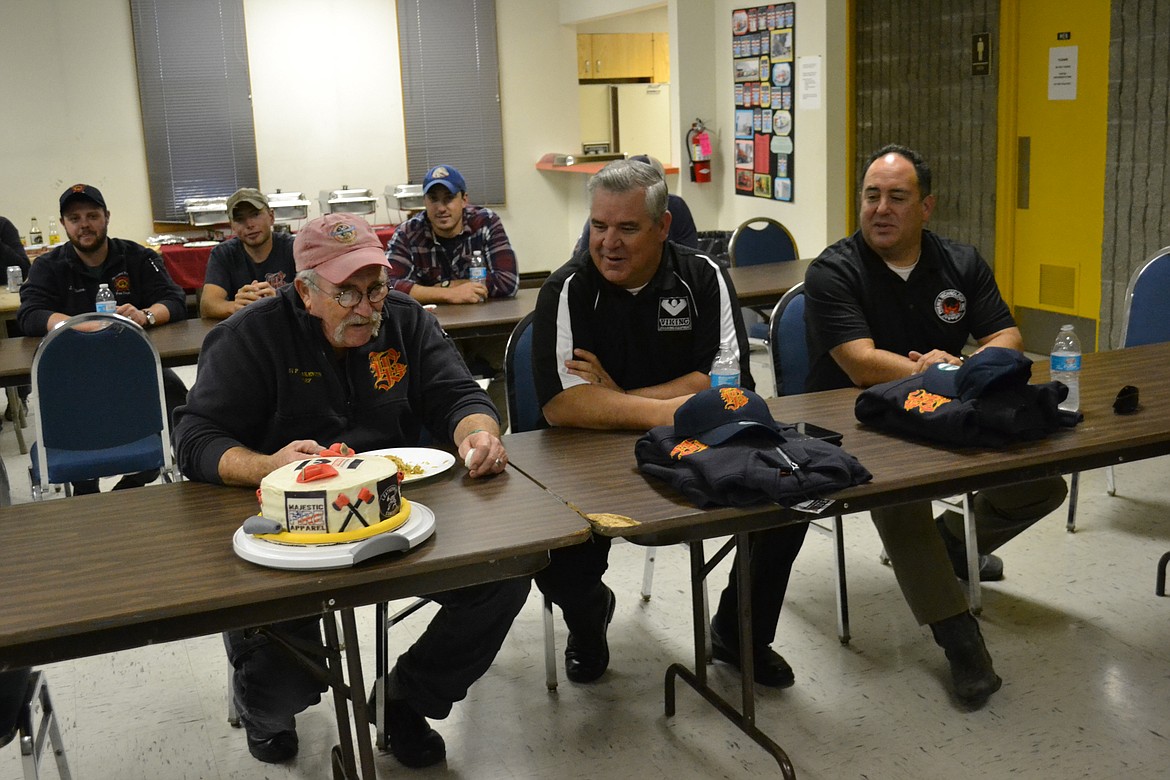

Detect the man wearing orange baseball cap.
xmin=174 ymin=213 xmax=520 ymax=767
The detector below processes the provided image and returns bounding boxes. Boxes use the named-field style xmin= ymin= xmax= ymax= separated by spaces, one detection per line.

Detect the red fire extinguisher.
xmin=686 ymin=118 xmax=712 ymax=183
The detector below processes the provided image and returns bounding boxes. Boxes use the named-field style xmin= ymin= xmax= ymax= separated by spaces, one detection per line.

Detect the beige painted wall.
xmin=0 ymin=1 xmax=152 ymax=245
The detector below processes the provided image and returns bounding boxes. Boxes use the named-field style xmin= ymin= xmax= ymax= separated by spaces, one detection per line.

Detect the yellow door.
xmin=997 ymin=0 xmax=1109 ymax=350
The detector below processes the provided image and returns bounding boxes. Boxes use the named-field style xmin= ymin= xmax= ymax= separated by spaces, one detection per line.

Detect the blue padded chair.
xmin=504 ymin=312 xmax=542 ymax=436
xmin=29 ymin=313 xmax=178 ymax=499
xmin=503 ymin=312 xmax=562 ymax=690
xmin=768 ymin=284 xmax=852 ymax=642
xmin=503 ymin=312 xmax=706 ymax=689
xmin=1067 ymin=246 xmax=1170 ymax=532
xmin=730 ymin=217 xmax=800 ymax=341
xmin=0 ymin=669 xmax=71 ymax=780
xmin=729 ymin=217 xmax=799 ymax=267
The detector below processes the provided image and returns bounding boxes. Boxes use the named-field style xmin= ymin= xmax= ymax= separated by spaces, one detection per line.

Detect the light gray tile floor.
xmin=3 ymin=364 xmax=1169 ymax=779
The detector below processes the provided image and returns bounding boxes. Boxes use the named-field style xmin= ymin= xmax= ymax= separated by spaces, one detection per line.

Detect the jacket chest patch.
xmin=369 ymin=348 xmax=407 ymax=391
xmin=112 ymin=272 xmax=131 ymax=294
xmin=934 ymin=289 xmax=966 ymax=323
xmin=658 ymin=296 xmax=692 ymax=331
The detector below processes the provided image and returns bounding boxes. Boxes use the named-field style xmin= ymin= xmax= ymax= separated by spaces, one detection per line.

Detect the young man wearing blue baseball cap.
xmin=385 ymin=164 xmax=519 ymax=305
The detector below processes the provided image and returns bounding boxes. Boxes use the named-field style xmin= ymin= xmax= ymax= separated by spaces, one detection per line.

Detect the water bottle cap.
xmin=1060 ymin=324 xmax=1073 ymax=331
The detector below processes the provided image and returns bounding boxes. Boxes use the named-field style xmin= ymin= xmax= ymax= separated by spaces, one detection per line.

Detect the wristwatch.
xmin=439 ymin=280 xmax=452 ymax=288
xmin=144 ymin=309 xmax=157 ymax=327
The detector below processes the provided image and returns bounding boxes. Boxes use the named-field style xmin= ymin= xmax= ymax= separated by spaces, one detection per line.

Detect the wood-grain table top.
xmin=503 ymin=343 xmax=1170 ymax=545
xmin=0 ymin=465 xmax=590 ymax=669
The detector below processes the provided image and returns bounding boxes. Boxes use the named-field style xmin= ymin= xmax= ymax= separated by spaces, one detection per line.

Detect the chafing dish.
xmin=386 ymin=184 xmax=424 ymax=213
xmin=319 ymin=186 xmax=376 ymax=216
xmin=267 ymin=190 xmax=311 ymax=222
xmin=184 ymin=197 xmax=229 ymax=226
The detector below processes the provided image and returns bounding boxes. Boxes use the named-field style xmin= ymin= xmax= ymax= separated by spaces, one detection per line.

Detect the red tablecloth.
xmin=160 ymin=244 xmax=214 ymax=293
xmin=160 ymin=225 xmax=397 ymax=293
xmin=374 ymin=225 xmax=396 ymax=248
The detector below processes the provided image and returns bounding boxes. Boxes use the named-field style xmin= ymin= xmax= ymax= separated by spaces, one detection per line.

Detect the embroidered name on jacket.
xmin=903 ymin=388 xmax=952 ymax=413
xmin=659 ymin=296 xmax=692 ymax=331
xmin=369 ymin=348 xmax=407 ymax=390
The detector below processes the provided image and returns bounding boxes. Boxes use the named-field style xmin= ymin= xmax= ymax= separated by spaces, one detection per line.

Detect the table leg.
xmin=663 ymin=532 xmax=796 ymax=778
xmin=962 ymin=493 xmax=981 ymax=614
xmin=321 ymin=615 xmax=360 ymax=779
xmin=340 ymin=609 xmax=378 ymax=778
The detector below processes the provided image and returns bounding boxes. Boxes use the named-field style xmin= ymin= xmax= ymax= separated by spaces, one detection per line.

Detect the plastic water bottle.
xmin=95 ymin=283 xmax=116 ymax=314
xmin=469 ymin=250 xmax=487 ymax=290
xmin=710 ymin=341 xmax=740 ymax=387
xmin=1050 ymin=324 xmax=1081 ymax=412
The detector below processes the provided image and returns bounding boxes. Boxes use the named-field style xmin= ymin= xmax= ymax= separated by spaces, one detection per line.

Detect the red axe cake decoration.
xmin=337 ymin=487 xmax=376 ymax=531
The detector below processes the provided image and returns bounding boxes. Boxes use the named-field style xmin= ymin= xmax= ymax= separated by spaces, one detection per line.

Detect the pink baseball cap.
xmin=294 ymin=214 xmax=390 ymax=285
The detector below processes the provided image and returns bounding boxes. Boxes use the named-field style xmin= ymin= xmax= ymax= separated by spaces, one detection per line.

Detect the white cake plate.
xmin=232 ymin=501 xmax=436 ymax=571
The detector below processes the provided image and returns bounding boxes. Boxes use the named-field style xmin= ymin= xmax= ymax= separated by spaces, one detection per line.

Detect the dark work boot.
xmin=930 ymin=612 xmax=1002 ymax=706
xmin=384 ymin=698 xmax=445 ymax=768
xmin=564 ymin=584 xmax=616 ymax=683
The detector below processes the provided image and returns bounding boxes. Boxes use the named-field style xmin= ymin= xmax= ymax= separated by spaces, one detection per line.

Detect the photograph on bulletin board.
xmin=732 ymin=3 xmax=795 ymax=201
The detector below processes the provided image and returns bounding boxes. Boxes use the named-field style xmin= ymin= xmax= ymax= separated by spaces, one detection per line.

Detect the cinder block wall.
xmin=853 ymin=0 xmax=1000 ymax=270
xmin=1102 ymin=0 xmax=1170 ymax=349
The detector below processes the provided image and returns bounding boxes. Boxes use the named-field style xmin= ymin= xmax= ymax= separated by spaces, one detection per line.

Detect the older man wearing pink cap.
xmin=174 ymin=213 xmax=521 ymax=768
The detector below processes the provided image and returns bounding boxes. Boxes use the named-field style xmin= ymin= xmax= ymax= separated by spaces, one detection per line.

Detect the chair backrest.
xmin=31 ymin=312 xmax=173 ymax=481
xmin=767 ymin=282 xmax=808 ymax=397
xmin=728 ymin=217 xmax=799 ymax=267
xmin=504 ymin=311 xmax=542 ymax=434
xmin=0 ymin=668 xmax=32 ymax=748
xmin=1118 ymin=246 xmax=1170 ymax=348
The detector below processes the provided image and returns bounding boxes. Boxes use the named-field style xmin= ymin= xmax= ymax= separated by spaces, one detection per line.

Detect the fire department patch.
xmin=670 ymin=438 xmax=709 ymax=459
xmin=719 ymin=386 xmax=749 ymax=411
xmin=903 ymin=388 xmax=953 ymax=414
xmin=111 ymin=272 xmax=131 ymax=294
xmin=934 ymin=289 xmax=966 ymax=323
xmin=369 ymin=348 xmax=407 ymax=391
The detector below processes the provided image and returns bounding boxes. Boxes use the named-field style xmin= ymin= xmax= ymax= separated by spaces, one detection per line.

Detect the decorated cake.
xmin=251 ymin=444 xmax=409 ymax=546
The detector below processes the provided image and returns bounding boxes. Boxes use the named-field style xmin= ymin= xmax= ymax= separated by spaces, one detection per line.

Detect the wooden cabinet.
xmin=577 ymin=33 xmax=665 ymax=81
xmin=652 ymin=33 xmax=670 ymax=83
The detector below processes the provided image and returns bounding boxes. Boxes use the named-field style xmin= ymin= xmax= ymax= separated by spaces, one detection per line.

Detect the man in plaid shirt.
xmin=385 ymin=164 xmax=519 ymax=304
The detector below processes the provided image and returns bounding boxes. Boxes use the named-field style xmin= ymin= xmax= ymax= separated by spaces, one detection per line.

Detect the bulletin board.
xmin=731 ymin=4 xmax=795 ymax=201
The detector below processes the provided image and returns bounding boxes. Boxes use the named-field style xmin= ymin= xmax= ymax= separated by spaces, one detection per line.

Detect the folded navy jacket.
xmin=635 ymin=387 xmax=872 ymax=509
xmin=854 ymin=347 xmax=1080 ymax=448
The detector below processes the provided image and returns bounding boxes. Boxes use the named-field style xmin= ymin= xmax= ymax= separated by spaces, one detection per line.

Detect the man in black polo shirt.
xmin=804 ymin=144 xmax=1068 ymax=706
xmin=531 ymin=159 xmax=809 ymax=688
xmin=200 ymin=188 xmax=296 ymax=319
